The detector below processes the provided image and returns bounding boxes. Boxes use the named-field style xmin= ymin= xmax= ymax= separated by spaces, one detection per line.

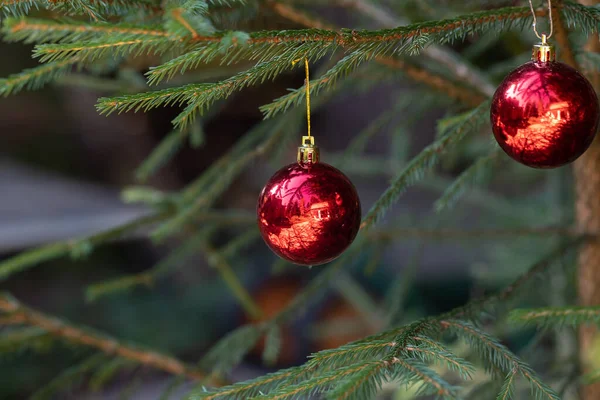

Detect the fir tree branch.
xmin=361 ymin=100 xmax=490 ymax=230
xmin=30 ymin=353 xmax=109 ymax=400
xmin=0 ymin=0 xmax=160 ymax=19
xmin=200 ymin=241 xmax=263 ymax=320
xmin=496 ymin=371 xmax=516 ymax=400
xmin=375 ymin=58 xmax=486 ymax=107
xmin=0 ymin=211 xmax=169 ymax=283
xmin=509 ymin=306 xmax=600 ymax=328
xmin=552 ymin=1 xmax=581 ymax=70
xmin=0 ymin=56 xmax=80 ymax=96
xmin=3 ymin=18 xmax=171 ymax=44
xmin=267 ymin=1 xmax=486 ymax=106
xmin=434 ymin=148 xmax=502 ymax=212
xmin=0 ymin=292 xmax=211 ymax=381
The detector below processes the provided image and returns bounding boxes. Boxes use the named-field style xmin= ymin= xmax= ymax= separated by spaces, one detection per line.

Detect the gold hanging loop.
xmin=292 ymin=57 xmax=319 ymax=164
xmin=528 ymin=0 xmax=554 ymax=40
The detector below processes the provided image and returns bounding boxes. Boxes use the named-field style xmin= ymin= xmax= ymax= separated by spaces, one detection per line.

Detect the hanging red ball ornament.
xmin=491 ymin=37 xmax=599 ymax=168
xmin=257 ymin=137 xmax=361 ymax=266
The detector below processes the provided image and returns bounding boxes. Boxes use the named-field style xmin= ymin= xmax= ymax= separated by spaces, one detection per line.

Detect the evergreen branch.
xmin=200 ymin=241 xmax=263 ymax=319
xmin=307 ymin=340 xmax=396 ymax=371
xmin=152 ymin=112 xmax=296 ymax=240
xmin=324 ymin=362 xmax=388 ymax=400
xmin=404 ymin=343 xmax=474 ymax=380
xmin=551 ymin=1 xmax=580 ymax=70
xmin=89 ymin=358 xmax=135 ymax=391
xmin=200 ymin=325 xmax=262 ymax=376
xmin=375 ymin=57 xmax=486 ymax=107
xmin=0 ymin=0 xmax=160 ymax=19
xmin=434 ymin=148 xmax=502 ymax=212
xmin=263 ymin=1 xmax=487 ymax=107
xmin=496 ymin=371 xmax=516 ymax=400
xmin=85 ymin=228 xmax=213 ymax=302
xmin=391 ymin=357 xmax=457 ymax=398
xmin=189 ymin=366 xmax=305 ymax=400
xmin=0 ymin=211 xmax=168 ymax=282
xmin=3 ymin=18 xmax=171 ymax=44
xmin=447 ymin=238 xmax=584 ymax=319
xmin=251 ymin=361 xmax=387 ymax=400
xmin=30 ymin=353 xmax=109 ymax=400
xmin=441 ymin=320 xmax=560 ymax=400
xmin=262 ymin=324 xmax=282 ymax=366
xmin=361 ymin=100 xmax=490 ymax=230
xmin=561 ymin=0 xmax=600 ymax=36
xmin=0 ymin=327 xmax=51 ymax=354
xmin=135 ymin=127 xmax=188 ymax=182
xmin=0 ymin=292 xmax=210 ymax=381
xmin=0 ymin=56 xmax=79 ymax=96
xmin=34 ymin=37 xmax=174 ymax=63
xmin=509 ymin=306 xmax=600 ymax=328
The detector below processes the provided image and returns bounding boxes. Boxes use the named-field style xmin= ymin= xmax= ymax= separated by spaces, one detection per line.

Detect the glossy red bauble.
xmin=257 ymin=162 xmax=361 ymax=266
xmin=491 ymin=61 xmax=599 ymax=168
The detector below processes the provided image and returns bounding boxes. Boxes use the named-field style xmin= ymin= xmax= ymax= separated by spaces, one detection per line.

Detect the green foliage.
xmin=1 ymin=0 xmax=599 ymax=399
xmin=30 ymin=354 xmax=108 ymax=400
xmin=199 ymin=325 xmax=262 ymax=375
xmin=509 ymin=306 xmax=600 ymax=328
xmin=435 ymin=148 xmax=502 ymax=212
xmin=362 ymin=100 xmax=491 ymax=230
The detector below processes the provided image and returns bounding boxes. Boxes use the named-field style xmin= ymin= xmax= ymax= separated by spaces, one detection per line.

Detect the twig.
xmin=334 ymin=0 xmax=498 ymax=96
xmin=171 ymin=8 xmax=199 ymax=38
xmin=551 ymin=1 xmax=580 ymax=70
xmin=200 ymin=241 xmax=263 ymax=320
xmin=0 ymin=292 xmax=212 ymax=382
xmin=266 ymin=2 xmax=487 ymax=107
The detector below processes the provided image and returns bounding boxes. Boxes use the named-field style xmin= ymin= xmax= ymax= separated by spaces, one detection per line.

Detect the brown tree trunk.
xmin=575 ymin=2 xmax=600 ymax=399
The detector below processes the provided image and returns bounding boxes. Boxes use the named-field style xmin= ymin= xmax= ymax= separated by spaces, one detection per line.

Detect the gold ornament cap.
xmin=297 ymin=136 xmax=320 ymax=165
xmin=532 ymin=34 xmax=555 ymax=62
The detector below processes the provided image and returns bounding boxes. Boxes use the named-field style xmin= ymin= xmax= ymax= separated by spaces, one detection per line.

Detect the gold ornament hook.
xmin=528 ymin=0 xmax=554 ymax=40
xmin=292 ymin=57 xmax=318 ymax=164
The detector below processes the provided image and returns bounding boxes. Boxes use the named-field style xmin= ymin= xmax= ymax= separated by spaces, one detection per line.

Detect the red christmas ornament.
xmin=257 ymin=137 xmax=361 ymax=266
xmin=491 ymin=37 xmax=599 ymax=168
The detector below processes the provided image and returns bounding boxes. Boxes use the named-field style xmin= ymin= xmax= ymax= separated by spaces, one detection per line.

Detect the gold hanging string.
xmin=528 ymin=0 xmax=553 ymax=41
xmin=292 ymin=57 xmax=311 ymax=138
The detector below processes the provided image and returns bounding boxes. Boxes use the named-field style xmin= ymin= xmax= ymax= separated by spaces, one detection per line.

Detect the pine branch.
xmin=0 ymin=292 xmax=210 ymax=381
xmin=496 ymin=371 xmax=516 ymax=400
xmin=200 ymin=240 xmax=263 ymax=319
xmin=434 ymin=148 xmax=502 ymax=212
xmin=551 ymin=1 xmax=580 ymax=70
xmin=188 ymin=366 xmax=305 ymax=400
xmin=0 ymin=57 xmax=79 ymax=95
xmin=3 ymin=18 xmax=171 ymax=44
xmin=390 ymin=357 xmax=457 ymax=399
xmin=89 ymin=357 xmax=135 ymax=391
xmin=267 ymin=1 xmax=487 ymax=107
xmin=361 ymin=100 xmax=490 ymax=230
xmin=30 ymin=353 xmax=109 ymax=400
xmin=441 ymin=320 xmax=560 ymax=400
xmin=403 ymin=342 xmax=474 ymax=380
xmin=509 ymin=306 xmax=600 ymax=328
xmin=561 ymin=0 xmax=600 ymax=36
xmin=0 ymin=0 xmax=160 ymax=19
xmin=262 ymin=324 xmax=282 ymax=366
xmin=200 ymin=325 xmax=262 ymax=376
xmin=324 ymin=362 xmax=388 ymax=400
xmin=375 ymin=58 xmax=486 ymax=107
xmin=0 ymin=327 xmax=51 ymax=354
xmin=85 ymin=227 xmax=213 ymax=302
xmin=0 ymin=211 xmax=168 ymax=283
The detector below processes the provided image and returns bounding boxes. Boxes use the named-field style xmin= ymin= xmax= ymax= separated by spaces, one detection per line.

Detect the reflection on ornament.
xmin=491 ymin=40 xmax=599 ymax=168
xmin=257 ymin=139 xmax=361 ymax=266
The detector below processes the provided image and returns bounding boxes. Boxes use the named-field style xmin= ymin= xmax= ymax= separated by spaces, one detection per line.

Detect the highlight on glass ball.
xmin=257 ymin=136 xmax=361 ymax=266
xmin=490 ymin=36 xmax=600 ymax=168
